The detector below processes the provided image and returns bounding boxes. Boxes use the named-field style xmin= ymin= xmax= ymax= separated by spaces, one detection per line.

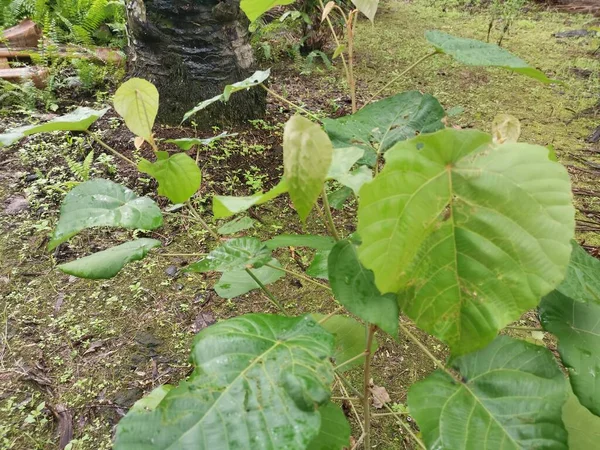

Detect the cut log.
xmin=0 ymin=46 xmax=125 ymax=66
xmin=0 ymin=67 xmax=49 ymax=88
xmin=0 ymin=19 xmax=42 ymax=47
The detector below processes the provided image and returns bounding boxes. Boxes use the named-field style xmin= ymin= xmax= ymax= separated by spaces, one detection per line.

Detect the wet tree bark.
xmin=126 ymin=0 xmax=266 ymax=126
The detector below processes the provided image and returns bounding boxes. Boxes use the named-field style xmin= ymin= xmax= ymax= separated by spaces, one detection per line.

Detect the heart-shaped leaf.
xmin=322 ymin=91 xmax=445 ymax=166
xmin=138 ymin=152 xmax=201 ymax=204
xmin=113 ymin=78 xmax=159 ymax=141
xmin=58 ymin=238 xmax=160 ymax=279
xmin=284 ymin=115 xmax=333 ymax=222
xmin=215 ymin=259 xmax=284 ymax=298
xmin=358 ymin=128 xmax=574 ymax=354
xmin=328 ymin=240 xmax=398 ymax=337
xmin=240 ymin=0 xmax=295 ymax=22
xmin=425 ymin=30 xmax=557 ymax=83
xmin=408 ymin=336 xmax=568 ymax=450
xmin=185 ymin=237 xmax=272 ymax=273
xmin=115 ymin=314 xmax=335 ymax=449
xmin=48 ymin=179 xmax=163 ymax=251
xmin=0 ymin=107 xmax=109 ymax=147
xmin=306 ymin=249 xmax=330 ymax=280
xmin=352 ymin=0 xmax=379 ymax=21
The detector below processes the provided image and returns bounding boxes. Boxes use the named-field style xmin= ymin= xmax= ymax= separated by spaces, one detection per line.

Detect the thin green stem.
xmin=334 ymin=351 xmax=367 ymax=372
xmin=260 ymin=85 xmax=321 ymax=121
xmin=363 ymin=323 xmax=377 ymax=450
xmin=318 ymin=306 xmax=345 ymax=324
xmin=264 ymin=263 xmax=332 ymax=291
xmin=364 ymin=51 xmax=439 ymax=106
xmin=318 ymin=0 xmax=351 ymax=94
xmin=85 ymin=130 xmax=137 ymax=168
xmin=321 ymin=186 xmax=341 ymax=241
xmin=244 ymin=268 xmax=288 ymax=315
xmin=186 ymin=204 xmax=220 ymax=241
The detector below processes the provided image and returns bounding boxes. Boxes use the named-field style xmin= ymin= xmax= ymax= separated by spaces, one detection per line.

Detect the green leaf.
xmin=306 ymin=402 xmax=351 ymax=450
xmin=539 ymin=291 xmax=600 ymax=416
xmin=48 ymin=179 xmax=163 ymax=251
xmin=215 ymin=259 xmax=284 ymax=298
xmin=313 ymin=314 xmax=378 ymax=372
xmin=408 ymin=336 xmax=568 ymax=450
xmin=185 ymin=237 xmax=272 ymax=273
xmin=328 ymin=186 xmax=353 ymax=209
xmin=58 ymin=238 xmax=160 ymax=279
xmin=284 ymin=115 xmax=333 ymax=221
xmin=213 ymin=179 xmax=288 ymax=218
xmin=165 ymin=132 xmax=237 ymax=151
xmin=425 ymin=30 xmax=557 ymax=84
xmin=328 ymin=240 xmax=398 ymax=337
xmin=0 ymin=107 xmax=109 ymax=147
xmin=562 ymin=391 xmax=600 ymax=450
xmin=332 ymin=44 xmax=346 ymax=59
xmin=352 ymin=0 xmax=379 ymax=21
xmin=323 ymin=91 xmax=445 ymax=166
xmin=265 ymin=234 xmax=336 ymax=251
xmin=137 ymin=152 xmax=201 ymax=204
xmin=326 ymin=147 xmax=372 ymax=193
xmin=183 ymin=70 xmax=271 ymax=122
xmin=358 ymin=128 xmax=574 ymax=354
xmin=306 ymin=250 xmax=330 ymax=280
xmin=130 ymin=385 xmax=173 ymax=413
xmin=217 ymin=216 xmax=255 ymax=235
xmin=555 ymin=241 xmax=600 ymax=304
xmin=115 ymin=314 xmax=335 ymax=449
xmin=240 ymin=0 xmax=295 ymax=22
xmin=113 ymin=78 xmax=159 ymax=141
xmin=335 ymin=166 xmax=372 ymax=194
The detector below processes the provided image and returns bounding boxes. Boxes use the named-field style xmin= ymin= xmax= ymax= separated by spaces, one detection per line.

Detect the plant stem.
xmin=398 ymin=322 xmax=461 ymax=383
xmin=346 ymin=10 xmax=358 ymax=113
xmin=186 ymin=204 xmax=220 ymax=241
xmin=260 ymin=85 xmax=321 ymax=121
xmin=244 ymin=268 xmax=288 ymax=315
xmin=321 ymin=186 xmax=341 ymax=241
xmin=318 ymin=305 xmax=345 ymax=324
xmin=363 ymin=323 xmax=377 ymax=450
xmin=334 ymin=351 xmax=368 ymax=372
xmin=264 ymin=263 xmax=332 ymax=291
xmin=504 ymin=325 xmax=544 ymax=332
xmin=318 ymin=0 xmax=352 ymax=97
xmin=372 ymin=412 xmax=408 ymax=416
xmin=85 ymin=130 xmax=137 ymax=168
xmin=335 ymin=374 xmax=364 ymax=433
xmin=364 ymin=50 xmax=439 ymax=106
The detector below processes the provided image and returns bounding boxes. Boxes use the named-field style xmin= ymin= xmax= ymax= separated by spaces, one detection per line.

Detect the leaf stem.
xmin=321 ymin=186 xmax=341 ymax=241
xmin=186 ymin=204 xmax=220 ymax=241
xmin=244 ymin=268 xmax=288 ymax=315
xmin=363 ymin=323 xmax=377 ymax=450
xmin=364 ymin=51 xmax=439 ymax=106
xmin=84 ymin=130 xmax=137 ymax=168
xmin=334 ymin=351 xmax=368 ymax=372
xmin=260 ymin=85 xmax=321 ymax=122
xmin=264 ymin=263 xmax=332 ymax=291
xmin=346 ymin=10 xmax=358 ymax=113
xmin=318 ymin=306 xmax=345 ymax=324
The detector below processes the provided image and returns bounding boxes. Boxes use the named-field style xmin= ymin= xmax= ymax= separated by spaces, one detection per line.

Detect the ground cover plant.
xmin=1 ymin=0 xmax=599 ymax=449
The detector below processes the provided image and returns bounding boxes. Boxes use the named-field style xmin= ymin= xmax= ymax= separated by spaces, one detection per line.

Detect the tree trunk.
xmin=126 ymin=0 xmax=266 ymax=126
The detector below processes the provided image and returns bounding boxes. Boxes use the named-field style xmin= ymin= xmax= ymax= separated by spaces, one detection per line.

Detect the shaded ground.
xmin=1 ymin=1 xmax=599 ymax=449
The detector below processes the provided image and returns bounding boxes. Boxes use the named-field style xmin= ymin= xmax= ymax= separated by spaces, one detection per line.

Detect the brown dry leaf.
xmin=370 ymin=384 xmax=391 ymax=409
xmin=192 ymin=312 xmax=216 ymax=333
xmin=134 ymin=136 xmax=145 ymax=150
xmin=49 ymin=404 xmax=73 ymax=450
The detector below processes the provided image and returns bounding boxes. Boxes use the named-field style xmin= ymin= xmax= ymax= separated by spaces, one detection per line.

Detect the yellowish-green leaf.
xmin=113 ymin=78 xmax=159 ymax=141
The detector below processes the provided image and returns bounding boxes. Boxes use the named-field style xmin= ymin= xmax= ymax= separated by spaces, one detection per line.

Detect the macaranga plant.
xmin=1 ymin=0 xmax=598 ymax=448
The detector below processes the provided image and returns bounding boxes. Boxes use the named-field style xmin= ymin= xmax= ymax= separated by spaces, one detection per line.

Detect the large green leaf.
xmin=539 ymin=291 xmax=600 ymax=416
xmin=327 ymin=147 xmax=373 ymax=193
xmin=58 ymin=238 xmax=160 ymax=279
xmin=425 ymin=30 xmax=557 ymax=84
xmin=313 ymin=314 xmax=379 ymax=372
xmin=165 ymin=132 xmax=237 ymax=151
xmin=215 ymin=259 xmax=284 ymax=298
xmin=562 ymin=392 xmax=600 ymax=450
xmin=183 ymin=70 xmax=271 ymax=122
xmin=306 ymin=402 xmax=351 ymax=450
xmin=115 ymin=314 xmax=335 ymax=449
xmin=113 ymin=78 xmax=159 ymax=141
xmin=48 ymin=179 xmax=163 ymax=251
xmin=138 ymin=152 xmax=201 ymax=204
xmin=306 ymin=250 xmax=330 ymax=280
xmin=240 ymin=0 xmax=295 ymax=22
xmin=408 ymin=336 xmax=568 ymax=450
xmin=265 ymin=234 xmax=335 ymax=251
xmin=358 ymin=128 xmax=574 ymax=354
xmin=284 ymin=115 xmax=333 ymax=222
xmin=0 ymin=107 xmax=109 ymax=147
xmin=213 ymin=179 xmax=288 ymax=218
xmin=352 ymin=0 xmax=379 ymax=21
xmin=217 ymin=216 xmax=255 ymax=235
xmin=322 ymin=91 xmax=445 ymax=166
xmin=129 ymin=385 xmax=173 ymax=413
xmin=185 ymin=237 xmax=272 ymax=273
xmin=328 ymin=240 xmax=398 ymax=337
xmin=555 ymin=241 xmax=600 ymax=303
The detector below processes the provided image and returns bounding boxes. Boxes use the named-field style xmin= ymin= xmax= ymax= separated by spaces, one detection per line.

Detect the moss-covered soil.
xmin=0 ymin=1 xmax=598 ymax=449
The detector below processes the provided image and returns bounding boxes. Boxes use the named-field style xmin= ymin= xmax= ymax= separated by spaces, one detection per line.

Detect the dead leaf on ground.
xmin=370 ymin=383 xmax=391 ymax=409
xmin=192 ymin=312 xmax=216 ymax=333
xmin=48 ymin=403 xmax=73 ymax=450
